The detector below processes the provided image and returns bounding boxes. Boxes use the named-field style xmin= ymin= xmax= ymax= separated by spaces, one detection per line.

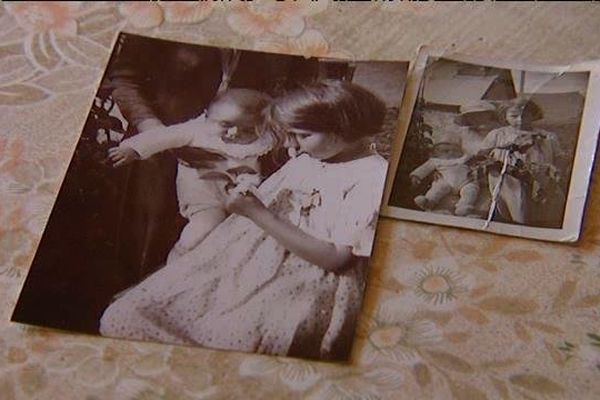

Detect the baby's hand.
xmin=234 ymin=173 xmax=261 ymax=190
xmin=108 ymin=146 xmax=141 ymax=167
xmin=225 ymin=190 xmax=265 ymax=219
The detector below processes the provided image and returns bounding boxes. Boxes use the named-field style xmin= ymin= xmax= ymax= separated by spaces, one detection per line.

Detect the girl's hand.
xmin=514 ymin=134 xmax=535 ymax=150
xmin=225 ymin=190 xmax=265 ymax=219
xmin=108 ymin=146 xmax=141 ymax=167
xmin=490 ymin=148 xmax=510 ymax=162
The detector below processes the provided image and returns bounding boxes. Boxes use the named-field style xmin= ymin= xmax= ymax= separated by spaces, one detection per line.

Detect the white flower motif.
xmin=357 ymin=297 xmax=442 ymax=365
xmin=578 ymin=342 xmax=600 ymax=371
xmin=307 ymin=368 xmax=403 ymax=400
xmin=0 ymin=2 xmax=116 ymax=103
xmin=113 ymin=378 xmax=166 ymax=400
xmin=45 ymin=341 xmax=135 ymax=389
xmin=239 ymin=356 xmax=322 ymax=392
xmin=5 ymin=2 xmax=81 ymax=36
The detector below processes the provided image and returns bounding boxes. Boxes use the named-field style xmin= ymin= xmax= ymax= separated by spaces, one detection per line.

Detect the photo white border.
xmin=381 ymin=47 xmax=600 ymax=242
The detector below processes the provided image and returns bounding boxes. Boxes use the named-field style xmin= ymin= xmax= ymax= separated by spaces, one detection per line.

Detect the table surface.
xmin=1 ymin=2 xmax=600 ymax=399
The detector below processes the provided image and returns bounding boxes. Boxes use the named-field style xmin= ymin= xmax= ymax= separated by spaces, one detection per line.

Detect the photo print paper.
xmin=12 ymin=33 xmax=409 ymax=362
xmin=383 ymin=49 xmax=600 ymax=242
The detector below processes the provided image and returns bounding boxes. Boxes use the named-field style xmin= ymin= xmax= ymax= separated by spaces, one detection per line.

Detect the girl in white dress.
xmin=100 ymin=80 xmax=389 ymax=361
xmin=478 ymin=98 xmax=564 ymax=225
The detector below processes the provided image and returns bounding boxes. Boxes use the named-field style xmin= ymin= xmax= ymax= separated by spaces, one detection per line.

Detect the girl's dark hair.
xmin=263 ymin=80 xmax=386 ymax=144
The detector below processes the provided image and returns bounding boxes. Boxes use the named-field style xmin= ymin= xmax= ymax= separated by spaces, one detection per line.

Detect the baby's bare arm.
xmin=108 ymin=146 xmax=141 ymax=167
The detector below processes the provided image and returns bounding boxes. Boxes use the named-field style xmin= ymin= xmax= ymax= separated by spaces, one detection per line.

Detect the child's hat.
xmin=454 ymin=101 xmax=497 ymax=126
xmin=460 ymin=101 xmax=496 ymax=115
xmin=432 ymin=131 xmax=461 ymax=147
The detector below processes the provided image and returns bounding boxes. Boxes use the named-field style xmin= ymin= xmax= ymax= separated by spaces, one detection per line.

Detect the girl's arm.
xmin=226 ymin=193 xmax=355 ymax=273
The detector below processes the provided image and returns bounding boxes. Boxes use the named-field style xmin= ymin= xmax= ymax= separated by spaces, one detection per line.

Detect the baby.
xmin=411 ymin=142 xmax=479 ymax=216
xmin=109 ymin=89 xmax=273 ymax=261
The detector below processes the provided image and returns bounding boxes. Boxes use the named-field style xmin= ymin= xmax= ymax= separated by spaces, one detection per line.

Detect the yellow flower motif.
xmin=389 ymin=257 xmax=474 ymax=312
xmin=2 ymin=3 xmax=115 ymax=74
xmin=239 ymin=356 xmax=323 ymax=392
xmin=119 ymin=1 xmax=215 ymax=29
xmin=5 ymin=2 xmax=80 ymax=36
xmin=227 ymin=0 xmax=328 ymax=38
xmin=255 ymin=30 xmax=352 ymax=59
xmin=161 ymin=2 xmax=215 ymax=24
xmin=413 ymin=265 xmax=469 ymax=306
xmin=0 ymin=136 xmax=25 ymax=175
xmin=369 ymin=326 xmax=407 ymax=349
xmin=118 ymin=2 xmax=164 ymax=29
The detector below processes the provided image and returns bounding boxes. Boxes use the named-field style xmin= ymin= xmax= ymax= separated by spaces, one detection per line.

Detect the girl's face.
xmin=286 ymin=128 xmax=347 ymax=160
xmin=505 ymin=107 xmax=523 ymax=128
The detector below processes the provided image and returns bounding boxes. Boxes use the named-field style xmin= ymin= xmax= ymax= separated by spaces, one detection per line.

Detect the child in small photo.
xmin=100 ymin=80 xmax=389 ymax=360
xmin=108 ymin=89 xmax=273 ymax=261
xmin=478 ymin=97 xmax=564 ymax=225
xmin=453 ymin=100 xmax=500 ymax=155
xmin=410 ymin=140 xmax=479 ymax=216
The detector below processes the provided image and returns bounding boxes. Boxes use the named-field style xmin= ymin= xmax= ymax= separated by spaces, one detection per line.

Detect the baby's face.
xmin=206 ymin=101 xmax=246 ymax=130
xmin=433 ymin=143 xmax=463 ymax=159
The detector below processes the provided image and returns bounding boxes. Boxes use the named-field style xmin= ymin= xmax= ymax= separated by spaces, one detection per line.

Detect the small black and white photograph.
xmin=11 ymin=33 xmax=408 ymax=362
xmin=383 ymin=50 xmax=600 ymax=242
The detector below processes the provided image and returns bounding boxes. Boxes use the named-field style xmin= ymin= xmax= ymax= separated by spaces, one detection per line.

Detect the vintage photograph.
xmin=12 ymin=33 xmax=408 ymax=361
xmin=383 ymin=50 xmax=600 ymax=241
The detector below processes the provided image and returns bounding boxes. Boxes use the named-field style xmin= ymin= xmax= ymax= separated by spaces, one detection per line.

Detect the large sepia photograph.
xmin=12 ymin=33 xmax=408 ymax=361
xmin=383 ymin=49 xmax=600 ymax=242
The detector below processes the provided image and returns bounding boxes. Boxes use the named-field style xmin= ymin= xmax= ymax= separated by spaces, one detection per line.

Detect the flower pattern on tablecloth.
xmin=226 ymin=0 xmax=328 ymax=38
xmin=255 ymin=29 xmax=352 ymax=59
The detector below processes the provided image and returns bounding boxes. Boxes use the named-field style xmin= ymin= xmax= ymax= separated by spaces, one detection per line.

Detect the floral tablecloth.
xmin=1 ymin=2 xmax=600 ymax=399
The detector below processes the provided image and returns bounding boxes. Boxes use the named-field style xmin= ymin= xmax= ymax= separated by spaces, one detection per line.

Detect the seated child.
xmin=411 ymin=141 xmax=479 ymax=216
xmin=108 ymin=89 xmax=273 ymax=261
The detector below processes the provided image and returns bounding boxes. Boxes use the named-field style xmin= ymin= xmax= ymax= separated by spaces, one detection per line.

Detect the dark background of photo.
xmin=388 ymin=57 xmax=587 ymax=229
xmin=12 ymin=33 xmax=407 ymax=335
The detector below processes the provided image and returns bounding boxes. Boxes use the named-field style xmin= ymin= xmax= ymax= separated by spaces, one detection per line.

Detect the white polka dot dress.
xmin=100 ymin=153 xmax=387 ymax=359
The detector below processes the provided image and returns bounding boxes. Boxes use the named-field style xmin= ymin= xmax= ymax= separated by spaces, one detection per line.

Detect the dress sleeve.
xmin=480 ymin=128 xmax=501 ymax=151
xmin=334 ymin=158 xmax=388 ymax=258
xmin=108 ymin=37 xmax=162 ymax=130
